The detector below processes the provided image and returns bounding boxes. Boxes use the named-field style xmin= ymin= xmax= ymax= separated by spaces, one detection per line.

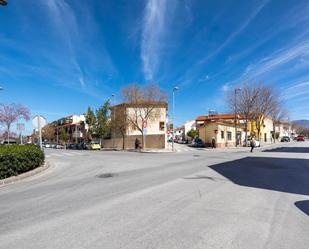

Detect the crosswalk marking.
xmin=62 ymin=152 xmax=75 ymax=156
xmin=46 ymin=151 xmax=85 ymax=158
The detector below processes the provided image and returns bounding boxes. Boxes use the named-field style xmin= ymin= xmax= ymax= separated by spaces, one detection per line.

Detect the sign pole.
xmin=38 ymin=116 xmax=42 ymax=149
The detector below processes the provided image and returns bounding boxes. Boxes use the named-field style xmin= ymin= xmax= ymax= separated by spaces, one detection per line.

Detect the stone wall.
xmin=103 ymin=134 xmax=166 ymax=149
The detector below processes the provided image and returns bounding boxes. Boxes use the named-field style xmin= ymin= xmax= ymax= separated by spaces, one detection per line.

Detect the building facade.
xmin=107 ymin=102 xmax=168 ymax=149
xmin=49 ymin=115 xmax=88 ymax=144
xmin=196 ymin=113 xmax=280 ymax=147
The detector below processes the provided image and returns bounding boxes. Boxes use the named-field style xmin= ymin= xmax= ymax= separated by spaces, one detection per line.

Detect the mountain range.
xmin=292 ymin=120 xmax=309 ymax=128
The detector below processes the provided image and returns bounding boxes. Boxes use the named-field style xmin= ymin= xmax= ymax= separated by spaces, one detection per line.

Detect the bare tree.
xmin=252 ymin=84 xmax=280 ymax=140
xmin=269 ymin=104 xmax=289 ymax=143
xmin=0 ymin=103 xmax=30 ymax=143
xmin=122 ymin=84 xmax=167 ymax=149
xmin=227 ymin=83 xmax=259 ymax=145
xmin=111 ymin=104 xmax=128 ymax=150
xmin=42 ymin=124 xmax=55 ymax=142
xmin=227 ymin=82 xmax=284 ymax=143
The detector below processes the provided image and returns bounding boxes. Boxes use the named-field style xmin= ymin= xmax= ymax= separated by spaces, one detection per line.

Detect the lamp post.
xmin=112 ymin=93 xmax=115 ymax=150
xmin=234 ymin=88 xmax=241 ymax=147
xmin=172 ymin=86 xmax=179 ymax=151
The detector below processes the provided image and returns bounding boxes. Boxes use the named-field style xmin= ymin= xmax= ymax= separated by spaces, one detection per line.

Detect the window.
xmin=159 ymin=121 xmax=165 ymax=131
xmin=227 ymin=131 xmax=232 ymax=141
xmin=221 ymin=131 xmax=224 ymax=139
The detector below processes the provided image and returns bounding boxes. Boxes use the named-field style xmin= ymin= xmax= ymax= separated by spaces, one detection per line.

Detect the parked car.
xmin=280 ymin=136 xmax=290 ymax=142
xmin=67 ymin=143 xmax=78 ymax=150
xmin=296 ymin=135 xmax=305 ymax=142
xmin=55 ymin=144 xmax=64 ymax=149
xmin=189 ymin=138 xmax=204 ymax=148
xmin=1 ymin=140 xmax=17 ymax=145
xmin=87 ymin=141 xmax=101 ymax=150
xmin=77 ymin=142 xmax=88 ymax=150
xmin=178 ymin=139 xmax=188 ymax=144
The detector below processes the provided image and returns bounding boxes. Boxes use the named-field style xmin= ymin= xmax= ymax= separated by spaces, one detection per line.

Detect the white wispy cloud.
xmin=242 ymin=41 xmax=309 ymax=79
xmin=198 ymin=0 xmax=270 ymax=65
xmin=46 ymin=0 xmax=83 ymax=82
xmin=42 ymin=1 xmax=116 ymax=96
xmin=283 ymin=80 xmax=309 ymax=100
xmin=221 ymin=83 xmax=230 ymax=93
xmin=141 ymin=0 xmax=169 ymax=81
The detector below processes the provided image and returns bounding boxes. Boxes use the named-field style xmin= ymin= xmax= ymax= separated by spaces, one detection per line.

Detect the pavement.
xmin=0 ymin=141 xmax=308 ymax=249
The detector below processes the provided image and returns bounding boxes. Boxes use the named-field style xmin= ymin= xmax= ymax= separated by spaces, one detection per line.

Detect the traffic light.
xmin=0 ymin=0 xmax=7 ymax=6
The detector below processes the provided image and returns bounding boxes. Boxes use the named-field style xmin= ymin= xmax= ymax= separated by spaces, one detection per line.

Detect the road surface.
xmin=0 ymin=142 xmax=308 ymax=249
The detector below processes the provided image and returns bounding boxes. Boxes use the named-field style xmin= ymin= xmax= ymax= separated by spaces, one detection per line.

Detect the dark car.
xmin=296 ymin=135 xmax=305 ymax=142
xmin=77 ymin=142 xmax=88 ymax=150
xmin=189 ymin=138 xmax=204 ymax=148
xmin=280 ymin=136 xmax=290 ymax=142
xmin=67 ymin=143 xmax=78 ymax=149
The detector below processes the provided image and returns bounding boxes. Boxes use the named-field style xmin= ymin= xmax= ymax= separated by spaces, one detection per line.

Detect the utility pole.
xmin=112 ymin=94 xmax=115 ymax=150
xmin=172 ymin=86 xmax=179 ymax=151
xmin=234 ymin=88 xmax=241 ymax=147
xmin=56 ymin=127 xmax=59 ymax=145
xmin=75 ymin=124 xmax=78 ymax=144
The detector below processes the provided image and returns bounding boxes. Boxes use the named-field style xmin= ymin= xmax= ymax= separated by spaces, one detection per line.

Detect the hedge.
xmin=0 ymin=144 xmax=45 ymax=180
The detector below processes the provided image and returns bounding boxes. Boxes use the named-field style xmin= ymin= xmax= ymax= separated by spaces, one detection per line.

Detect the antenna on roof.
xmin=208 ymin=109 xmax=218 ymax=115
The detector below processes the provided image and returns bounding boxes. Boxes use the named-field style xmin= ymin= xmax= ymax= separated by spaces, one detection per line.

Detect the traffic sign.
xmin=16 ymin=123 xmax=25 ymax=131
xmin=142 ymin=119 xmax=147 ymax=128
xmin=32 ymin=115 xmax=46 ymax=149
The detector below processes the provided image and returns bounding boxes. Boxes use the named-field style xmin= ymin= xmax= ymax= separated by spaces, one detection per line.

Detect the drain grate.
xmin=97 ymin=173 xmax=115 ymax=178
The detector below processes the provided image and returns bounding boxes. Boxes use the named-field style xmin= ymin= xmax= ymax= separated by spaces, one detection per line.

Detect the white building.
xmin=184 ymin=120 xmax=196 ymax=140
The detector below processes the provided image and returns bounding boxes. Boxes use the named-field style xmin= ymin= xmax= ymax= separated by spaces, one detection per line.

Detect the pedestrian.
xmin=250 ymin=137 xmax=256 ymax=153
xmin=135 ymin=138 xmax=141 ymax=150
xmin=211 ymin=137 xmax=216 ymax=148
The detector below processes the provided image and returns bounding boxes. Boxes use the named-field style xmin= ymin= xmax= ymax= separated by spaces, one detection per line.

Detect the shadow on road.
xmin=263 ymin=147 xmax=309 ymax=153
xmin=295 ymin=200 xmax=309 ymax=216
xmin=209 ymin=157 xmax=309 ymax=195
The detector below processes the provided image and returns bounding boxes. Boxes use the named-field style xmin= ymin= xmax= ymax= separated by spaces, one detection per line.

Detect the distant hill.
xmin=292 ymin=120 xmax=309 ymax=128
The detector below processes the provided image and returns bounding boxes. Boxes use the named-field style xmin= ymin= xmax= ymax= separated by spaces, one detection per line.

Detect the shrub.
xmin=0 ymin=144 xmax=45 ymax=179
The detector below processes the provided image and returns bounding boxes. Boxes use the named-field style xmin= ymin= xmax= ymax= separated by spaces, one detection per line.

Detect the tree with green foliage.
xmin=96 ymin=100 xmax=111 ymax=144
xmin=59 ymin=128 xmax=69 ymax=144
xmin=187 ymin=129 xmax=199 ymax=139
xmin=85 ymin=107 xmax=97 ymax=140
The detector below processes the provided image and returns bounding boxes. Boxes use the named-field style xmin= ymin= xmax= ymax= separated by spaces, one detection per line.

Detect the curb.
xmin=0 ymin=161 xmax=50 ymax=187
xmin=127 ymin=149 xmax=176 ymax=154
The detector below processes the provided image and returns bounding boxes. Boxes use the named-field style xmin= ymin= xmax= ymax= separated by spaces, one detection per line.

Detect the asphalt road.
xmin=0 ymin=142 xmax=308 ymax=249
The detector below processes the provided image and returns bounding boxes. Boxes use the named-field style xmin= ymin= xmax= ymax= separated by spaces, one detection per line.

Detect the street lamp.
xmin=172 ymin=86 xmax=179 ymax=151
xmin=112 ymin=93 xmax=115 ymax=150
xmin=234 ymin=88 xmax=241 ymax=147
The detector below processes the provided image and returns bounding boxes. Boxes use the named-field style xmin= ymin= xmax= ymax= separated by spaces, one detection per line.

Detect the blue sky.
xmin=0 ymin=0 xmax=309 ymax=134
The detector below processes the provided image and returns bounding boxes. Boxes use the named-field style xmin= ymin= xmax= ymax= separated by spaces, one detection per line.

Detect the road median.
xmin=0 ymin=161 xmax=50 ymax=187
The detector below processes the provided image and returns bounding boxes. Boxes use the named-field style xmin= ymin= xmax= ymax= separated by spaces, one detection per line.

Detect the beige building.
xmin=197 ymin=121 xmax=240 ymax=148
xmin=196 ymin=114 xmax=243 ymax=148
xmin=106 ymin=102 xmax=168 ymax=149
